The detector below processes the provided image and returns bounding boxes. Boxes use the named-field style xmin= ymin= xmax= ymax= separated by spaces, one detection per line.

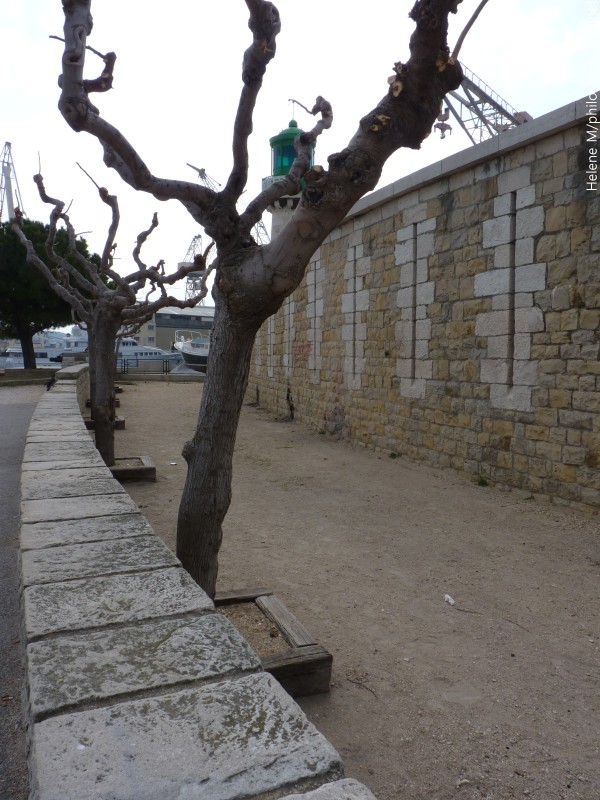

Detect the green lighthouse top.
xmin=269 ymin=119 xmax=314 ymax=177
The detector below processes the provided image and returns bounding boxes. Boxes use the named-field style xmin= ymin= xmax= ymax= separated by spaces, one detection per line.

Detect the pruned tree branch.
xmin=58 ymin=1 xmax=217 ymax=223
xmin=31 ymin=173 xmax=100 ymax=296
xmin=452 ymin=0 xmax=490 ymax=60
xmin=12 ymin=208 xmax=91 ymax=320
xmin=221 ymin=0 xmax=281 ymax=205
xmin=260 ymin=0 xmax=464 ymax=275
xmin=240 ymin=96 xmax=333 ymax=235
xmin=83 ymin=50 xmax=116 ymax=94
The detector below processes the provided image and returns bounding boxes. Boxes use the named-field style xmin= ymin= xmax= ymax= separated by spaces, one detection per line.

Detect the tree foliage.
xmin=0 ymin=220 xmax=93 ymax=366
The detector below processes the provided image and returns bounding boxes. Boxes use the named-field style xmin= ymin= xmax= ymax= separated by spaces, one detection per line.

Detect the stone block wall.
xmin=248 ymin=96 xmax=600 ymax=511
xmin=54 ymin=363 xmax=89 ymax=412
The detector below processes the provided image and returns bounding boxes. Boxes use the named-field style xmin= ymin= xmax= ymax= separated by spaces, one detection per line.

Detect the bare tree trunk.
xmin=87 ymin=326 xmax=97 ymax=418
xmin=91 ymin=308 xmax=120 ymax=466
xmin=54 ymin=0 xmax=468 ymax=597
xmin=177 ymin=292 xmax=262 ymax=597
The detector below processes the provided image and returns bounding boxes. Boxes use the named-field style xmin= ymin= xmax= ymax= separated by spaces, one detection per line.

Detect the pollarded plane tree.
xmin=57 ymin=0 xmax=476 ymax=597
xmin=13 ymin=175 xmax=212 ymax=467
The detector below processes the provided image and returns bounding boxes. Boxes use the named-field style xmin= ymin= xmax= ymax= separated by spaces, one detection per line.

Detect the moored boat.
xmin=173 ymin=329 xmax=211 ymax=372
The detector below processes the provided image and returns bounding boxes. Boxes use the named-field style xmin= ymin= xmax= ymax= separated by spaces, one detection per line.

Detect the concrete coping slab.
xmin=30 ymin=672 xmax=343 ymax=800
xmin=21 ymin=467 xmax=122 ymax=502
xmin=21 ymin=513 xmax=155 ymax=550
xmin=28 ymin=418 xmax=87 ymax=430
xmin=21 ymin=534 xmax=179 ymax=587
xmin=22 ymin=456 xmax=106 ymax=472
xmin=30 ymin=406 xmax=83 ymax=417
xmin=22 ymin=440 xmax=100 ymax=465
xmin=33 ymin=398 xmax=81 ymax=409
xmin=21 ymin=492 xmax=139 ymax=524
xmin=26 ymin=613 xmax=261 ymax=720
xmin=280 ymin=779 xmax=378 ymax=799
xmin=25 ymin=430 xmax=92 ymax=443
xmin=23 ymin=566 xmax=214 ymax=639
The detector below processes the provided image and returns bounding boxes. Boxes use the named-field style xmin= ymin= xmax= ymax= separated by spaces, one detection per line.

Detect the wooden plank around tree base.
xmin=214 ymin=589 xmax=332 ymax=696
xmin=256 ymin=594 xmax=317 ymax=647
xmin=214 ymin=588 xmax=273 ymax=605
xmin=262 ymin=645 xmax=333 ymax=697
xmin=84 ymin=416 xmax=125 ymax=430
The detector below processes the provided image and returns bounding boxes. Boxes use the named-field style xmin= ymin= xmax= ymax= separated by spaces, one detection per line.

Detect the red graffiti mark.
xmin=292 ymin=343 xmax=312 ymax=366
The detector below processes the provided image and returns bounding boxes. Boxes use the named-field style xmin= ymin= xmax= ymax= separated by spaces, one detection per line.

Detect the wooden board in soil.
xmin=215 ymin=589 xmax=332 ymax=697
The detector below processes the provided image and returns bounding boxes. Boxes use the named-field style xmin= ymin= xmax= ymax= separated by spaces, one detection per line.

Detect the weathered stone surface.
xmin=23 ymin=567 xmax=212 ymax=639
xmin=22 ymin=440 xmax=99 ymax=464
xmin=22 ymin=456 xmax=105 ymax=472
xmin=31 ymin=673 xmax=343 ymax=800
xmin=21 ymin=513 xmax=155 ymax=550
xmin=31 ymin=400 xmax=80 ymax=413
xmin=21 ymin=467 xmax=120 ymax=501
xmin=27 ymin=614 xmax=260 ymax=719
xmin=249 ymin=101 xmax=600 ymax=511
xmin=26 ymin=429 xmax=90 ymax=442
xmin=280 ymin=780 xmax=378 ymax=799
xmin=21 ymin=535 xmax=178 ymax=586
xmin=28 ymin=418 xmax=86 ymax=432
xmin=21 ymin=492 xmax=139 ymax=524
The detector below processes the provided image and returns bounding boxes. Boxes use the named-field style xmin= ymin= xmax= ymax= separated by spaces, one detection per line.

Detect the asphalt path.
xmin=0 ymin=384 xmax=43 ymax=800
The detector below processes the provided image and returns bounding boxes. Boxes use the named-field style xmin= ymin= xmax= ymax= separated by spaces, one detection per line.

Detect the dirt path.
xmin=116 ymin=381 xmax=600 ymax=800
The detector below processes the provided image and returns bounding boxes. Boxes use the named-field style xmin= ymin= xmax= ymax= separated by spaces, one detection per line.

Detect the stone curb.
xmin=20 ymin=370 xmax=378 ymax=800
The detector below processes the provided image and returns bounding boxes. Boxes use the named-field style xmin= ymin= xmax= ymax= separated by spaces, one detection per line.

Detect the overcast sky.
xmin=3 ymin=1 xmax=599 ymax=301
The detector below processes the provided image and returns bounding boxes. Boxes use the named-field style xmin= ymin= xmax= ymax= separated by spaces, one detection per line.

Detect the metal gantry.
xmin=187 ymin=162 xmax=271 ymax=245
xmin=0 ymin=142 xmax=26 ymax=221
xmin=178 ymin=234 xmax=207 ymax=301
xmin=434 ymin=65 xmax=533 ymax=144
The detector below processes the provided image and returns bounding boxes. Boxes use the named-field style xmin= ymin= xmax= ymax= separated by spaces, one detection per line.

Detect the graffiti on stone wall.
xmin=292 ymin=342 xmax=312 ymax=367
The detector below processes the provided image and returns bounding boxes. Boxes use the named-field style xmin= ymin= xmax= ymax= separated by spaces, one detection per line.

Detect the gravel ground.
xmin=117 ymin=381 xmax=600 ymax=800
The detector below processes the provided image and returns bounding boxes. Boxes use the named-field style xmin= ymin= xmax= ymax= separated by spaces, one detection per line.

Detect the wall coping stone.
xmin=20 ymin=369 xmax=377 ymax=800
xmin=346 ymin=96 xmax=593 ymax=221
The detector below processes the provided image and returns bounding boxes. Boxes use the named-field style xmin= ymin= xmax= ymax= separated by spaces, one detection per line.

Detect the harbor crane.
xmin=180 ymin=164 xmax=271 ymax=300
xmin=436 ymin=65 xmax=532 ymax=144
xmin=178 ymin=234 xmax=207 ymax=301
xmin=0 ymin=142 xmax=26 ymax=221
xmin=187 ymin=163 xmax=270 ymax=245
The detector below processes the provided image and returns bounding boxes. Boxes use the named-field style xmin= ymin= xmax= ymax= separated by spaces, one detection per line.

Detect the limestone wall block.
xmin=483 ymin=216 xmax=512 ymax=248
xmin=516 ymin=205 xmax=545 ymax=239
xmin=515 ymin=306 xmax=544 ymax=333
xmin=474 ymin=268 xmax=511 ymax=297
xmin=475 ymin=310 xmax=510 ymax=336
xmin=515 ymin=263 xmax=547 ymax=292
xmin=497 ymin=165 xmax=531 ymax=194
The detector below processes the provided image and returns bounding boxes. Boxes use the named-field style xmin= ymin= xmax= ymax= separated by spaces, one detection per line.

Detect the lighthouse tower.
xmin=261 ymin=120 xmax=314 ymax=239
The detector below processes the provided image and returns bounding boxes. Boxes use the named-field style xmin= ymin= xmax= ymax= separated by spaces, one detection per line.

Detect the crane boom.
xmin=0 ymin=142 xmax=26 ymax=221
xmin=435 ymin=65 xmax=533 ymax=144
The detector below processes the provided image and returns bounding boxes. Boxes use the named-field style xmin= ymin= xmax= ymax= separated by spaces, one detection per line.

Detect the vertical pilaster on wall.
xmin=342 ymin=230 xmax=370 ymax=390
xmin=306 ymin=252 xmax=324 ymax=384
xmin=282 ymin=297 xmax=296 ymax=379
xmin=254 ymin=326 xmax=262 ymax=375
xmin=394 ymin=219 xmax=435 ymax=398
xmin=477 ymin=166 xmax=546 ymax=411
xmin=267 ymin=315 xmax=275 ymax=379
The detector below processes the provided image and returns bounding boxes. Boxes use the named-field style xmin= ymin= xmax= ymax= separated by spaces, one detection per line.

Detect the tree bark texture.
xmin=177 ymin=288 xmax=262 ymax=598
xmin=56 ymin=0 xmax=466 ymax=596
xmin=90 ymin=305 xmax=120 ymax=466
